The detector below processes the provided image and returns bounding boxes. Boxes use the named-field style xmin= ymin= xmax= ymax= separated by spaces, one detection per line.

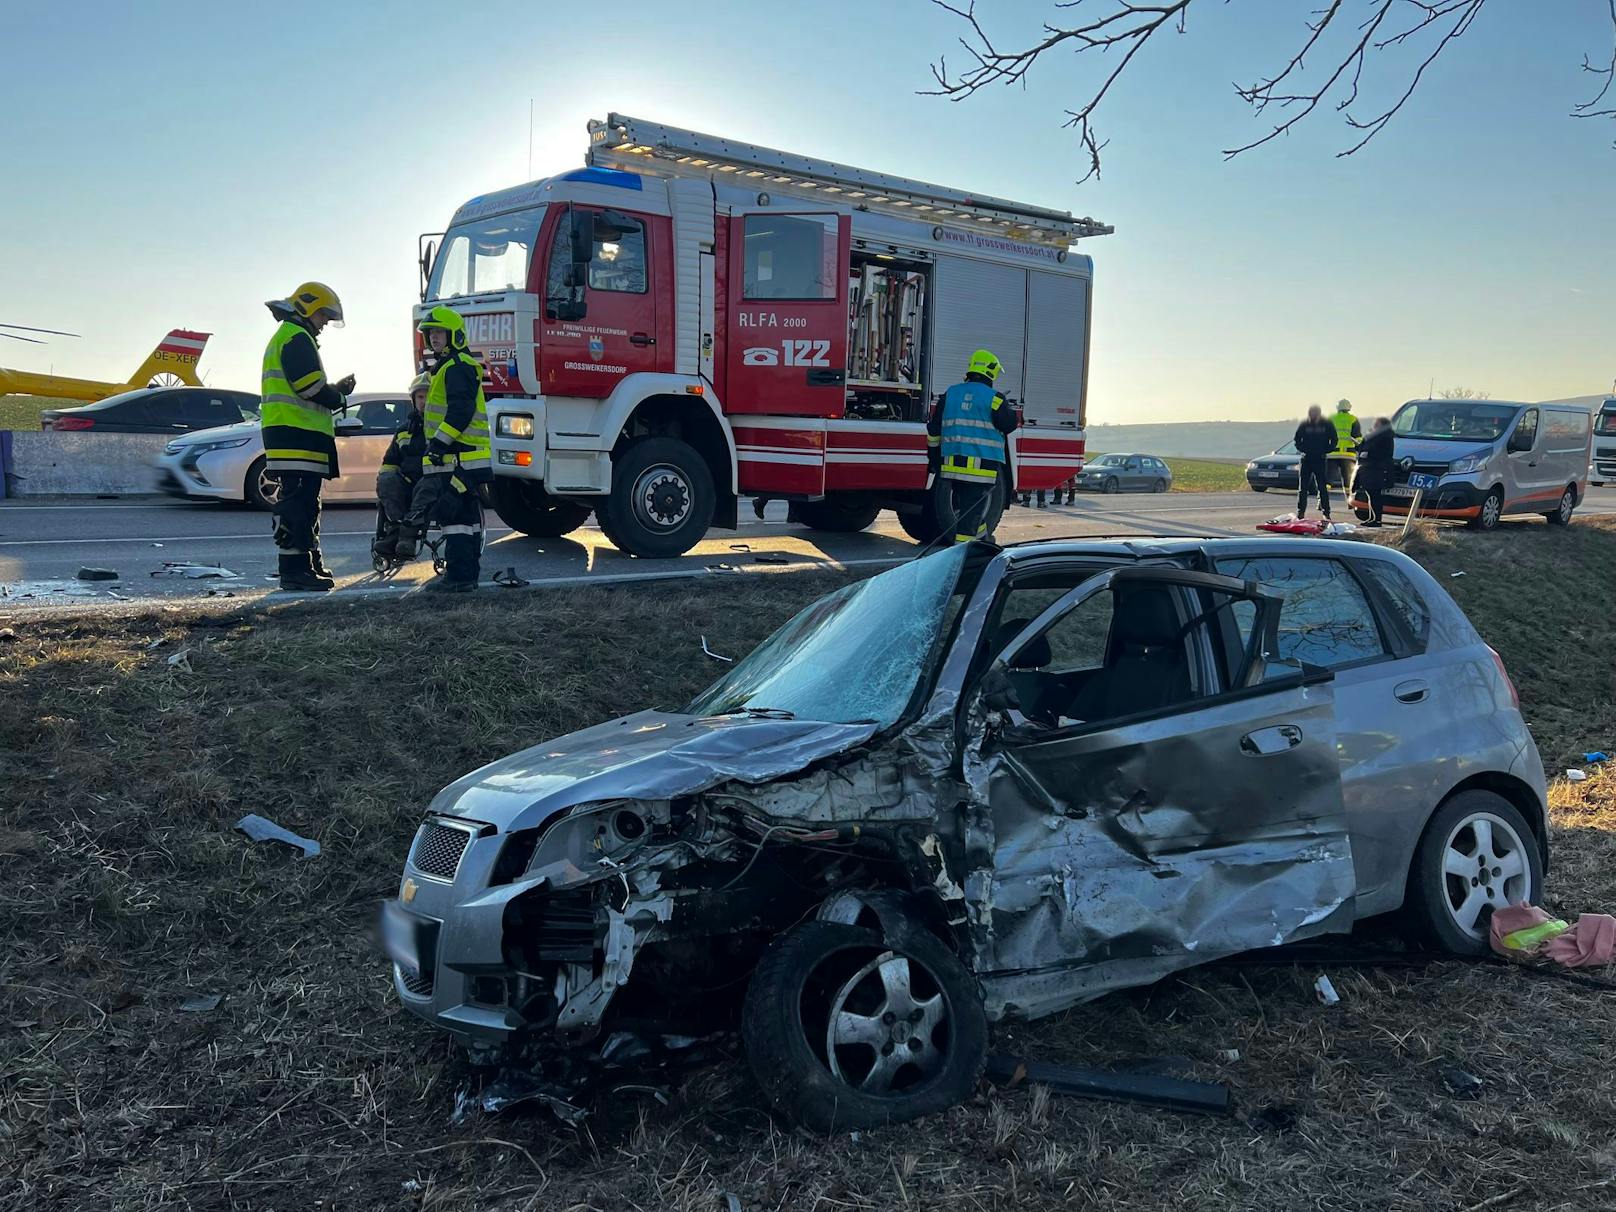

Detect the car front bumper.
xmin=154 ymin=449 xmax=245 ymax=502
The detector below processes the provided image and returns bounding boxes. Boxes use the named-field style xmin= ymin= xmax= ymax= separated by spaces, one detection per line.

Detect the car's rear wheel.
xmin=1544 ymin=486 xmax=1576 ymax=527
xmin=742 ymin=920 xmax=987 ymax=1133
xmin=1469 ymin=487 xmax=1504 ymax=530
xmin=1405 ymin=791 xmax=1542 ymax=955
xmin=490 ymin=477 xmax=592 ymax=538
xmin=1152 ymin=478 xmax=1167 ymax=493
xmin=244 ymin=457 xmax=280 ymax=511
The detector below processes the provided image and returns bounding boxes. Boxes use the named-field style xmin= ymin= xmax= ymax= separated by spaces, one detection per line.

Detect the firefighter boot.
xmin=278 ymin=554 xmax=331 ymax=592
xmin=393 ymin=525 xmax=423 ymax=559
xmin=372 ymin=525 xmax=398 ymax=559
xmin=308 ymin=549 xmax=336 ymax=587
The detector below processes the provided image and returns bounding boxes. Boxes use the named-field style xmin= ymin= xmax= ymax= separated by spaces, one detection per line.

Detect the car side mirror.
xmin=553 ymin=296 xmax=587 ymax=322
xmin=334 ymin=416 xmax=363 ymax=435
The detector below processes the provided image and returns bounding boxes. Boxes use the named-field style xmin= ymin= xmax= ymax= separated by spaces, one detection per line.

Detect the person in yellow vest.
xmin=402 ymin=307 xmax=491 ymax=592
xmin=926 ymin=349 xmax=1019 ymax=542
xmin=1329 ymin=398 xmax=1362 ymax=490
xmin=260 ymin=282 xmax=355 ymax=591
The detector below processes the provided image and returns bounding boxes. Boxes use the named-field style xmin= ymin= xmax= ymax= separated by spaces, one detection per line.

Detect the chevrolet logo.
xmin=401 ymin=878 xmax=418 ymax=905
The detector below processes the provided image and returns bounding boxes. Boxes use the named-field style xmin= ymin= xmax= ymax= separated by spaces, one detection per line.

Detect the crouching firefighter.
xmin=374 ymin=373 xmax=429 ymax=559
xmin=404 ymin=307 xmax=490 ymax=592
xmin=260 ymin=282 xmax=356 ymax=591
xmin=928 ymin=348 xmax=1018 ymax=542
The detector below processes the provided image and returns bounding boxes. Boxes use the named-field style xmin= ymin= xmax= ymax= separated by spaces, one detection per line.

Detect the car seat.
xmin=1064 ymin=585 xmax=1191 ymax=722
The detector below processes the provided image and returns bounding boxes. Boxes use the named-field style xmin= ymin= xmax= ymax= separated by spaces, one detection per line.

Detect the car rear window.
xmin=1217 ymin=556 xmax=1388 ymax=669
xmin=1355 ymin=560 xmax=1431 ymax=652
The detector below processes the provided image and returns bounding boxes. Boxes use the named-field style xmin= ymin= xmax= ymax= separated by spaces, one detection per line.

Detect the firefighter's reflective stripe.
xmin=941 ymin=455 xmax=998 ymax=481
xmin=260 ymin=321 xmax=336 ymax=475
xmin=424 ymin=352 xmax=491 ymax=474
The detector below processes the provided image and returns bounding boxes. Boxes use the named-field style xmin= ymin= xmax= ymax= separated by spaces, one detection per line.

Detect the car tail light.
xmin=1487 ymin=646 xmax=1519 ymax=708
xmin=50 ymin=416 xmax=95 ymax=431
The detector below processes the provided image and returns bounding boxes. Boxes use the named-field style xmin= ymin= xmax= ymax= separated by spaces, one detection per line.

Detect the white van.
xmin=1372 ymin=399 xmax=1591 ymax=530
xmin=1591 ymin=398 xmax=1616 ymax=486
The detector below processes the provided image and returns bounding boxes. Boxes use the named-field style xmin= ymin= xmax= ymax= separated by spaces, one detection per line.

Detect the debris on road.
xmin=754 ymin=555 xmax=790 ymax=565
xmin=1217 ymin=1048 xmax=1241 ymax=1063
xmin=1567 ymin=769 xmax=1588 ymax=782
xmin=0 ymin=627 xmax=16 ymax=643
xmin=76 ymin=567 xmax=119 ymax=581
xmin=700 ymin=635 xmax=734 ymax=662
xmin=1450 ymin=571 xmax=1467 ymax=578
xmin=1584 ymin=752 xmax=1609 ymax=765
xmin=1314 ymin=974 xmax=1341 ymax=1005
xmin=152 ymin=561 xmax=239 ymax=580
xmin=165 ymin=648 xmax=193 ymax=672
xmin=1493 ymin=903 xmax=1616 ymax=967
xmin=178 ymin=993 xmax=223 ymax=1013
xmin=471 ymin=1070 xmax=589 ymax=1126
xmin=985 ymin=1055 xmax=1232 ymax=1116
xmin=492 ymin=567 xmax=531 ymax=589
xmin=234 ymin=814 xmax=320 ymax=858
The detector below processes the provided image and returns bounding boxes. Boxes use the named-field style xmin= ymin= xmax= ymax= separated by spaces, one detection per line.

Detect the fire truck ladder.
xmin=586 ymin=113 xmax=1113 ymax=247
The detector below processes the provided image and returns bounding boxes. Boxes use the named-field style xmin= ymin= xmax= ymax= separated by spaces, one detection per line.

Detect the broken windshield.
xmin=687 ymin=545 xmax=970 ymax=729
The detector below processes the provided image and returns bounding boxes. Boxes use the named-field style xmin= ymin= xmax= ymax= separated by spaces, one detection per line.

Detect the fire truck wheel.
xmin=797 ymin=498 xmax=881 ymax=533
xmin=490 ymin=478 xmax=592 ymax=538
xmin=898 ymin=477 xmax=1005 ymax=544
xmin=599 ymin=437 xmax=716 ymax=558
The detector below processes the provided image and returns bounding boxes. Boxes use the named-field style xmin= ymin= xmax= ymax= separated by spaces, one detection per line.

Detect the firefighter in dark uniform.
xmin=373 ymin=372 xmax=429 ymax=559
xmin=927 ymin=349 xmax=1019 ymax=542
xmin=259 ymin=282 xmax=355 ymax=591
xmin=405 ymin=306 xmax=491 ymax=592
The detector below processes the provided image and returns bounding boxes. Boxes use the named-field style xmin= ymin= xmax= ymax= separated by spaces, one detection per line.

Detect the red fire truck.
xmin=414 ymin=113 xmax=1111 ymax=557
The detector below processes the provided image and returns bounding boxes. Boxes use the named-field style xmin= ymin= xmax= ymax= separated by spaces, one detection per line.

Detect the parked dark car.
xmin=1076 ymin=452 xmax=1173 ymax=493
xmin=1246 ymin=440 xmax=1301 ymax=491
xmin=41 ymin=387 xmax=258 ymax=434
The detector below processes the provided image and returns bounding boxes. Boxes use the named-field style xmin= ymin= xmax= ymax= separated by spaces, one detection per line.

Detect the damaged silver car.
xmin=385 ymin=538 xmax=1547 ymax=1131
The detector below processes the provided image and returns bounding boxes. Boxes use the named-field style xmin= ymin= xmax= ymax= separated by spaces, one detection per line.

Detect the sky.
xmin=2 ymin=0 xmax=1613 ymax=423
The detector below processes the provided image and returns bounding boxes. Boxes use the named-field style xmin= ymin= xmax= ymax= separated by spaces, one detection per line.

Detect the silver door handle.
xmin=1394 ymin=679 xmax=1430 ymax=704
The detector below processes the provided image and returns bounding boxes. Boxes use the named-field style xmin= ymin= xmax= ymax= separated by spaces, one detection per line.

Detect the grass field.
xmin=1164 ymin=456 xmax=1249 ymax=492
xmin=4 ymin=521 xmax=1616 ymax=1209
xmin=0 ymin=394 xmax=75 ymax=430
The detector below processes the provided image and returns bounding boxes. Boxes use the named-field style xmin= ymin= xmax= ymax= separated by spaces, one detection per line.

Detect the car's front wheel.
xmin=1469 ymin=487 xmax=1504 ymax=531
xmin=1405 ymin=791 xmax=1543 ymax=955
xmin=1102 ymin=476 xmax=1120 ymax=494
xmin=1250 ymin=483 xmax=1267 ymax=492
xmin=244 ymin=457 xmax=281 ymax=511
xmin=742 ymin=920 xmax=987 ymax=1133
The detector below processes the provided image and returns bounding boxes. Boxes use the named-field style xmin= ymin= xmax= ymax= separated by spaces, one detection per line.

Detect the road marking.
xmin=0 ymin=527 xmax=516 ymax=548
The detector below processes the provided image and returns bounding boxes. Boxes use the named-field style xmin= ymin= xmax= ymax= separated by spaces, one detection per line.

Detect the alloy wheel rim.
xmin=259 ymin=467 xmax=281 ymax=506
xmin=1440 ymin=811 xmax=1530 ymax=938
xmin=1483 ymin=494 xmax=1501 ymax=526
xmin=1559 ymin=491 xmax=1574 ymax=522
xmin=824 ymin=951 xmax=949 ymax=1096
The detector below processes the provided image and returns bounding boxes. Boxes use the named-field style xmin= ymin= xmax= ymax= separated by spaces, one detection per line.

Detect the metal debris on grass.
xmin=178 ymin=993 xmax=223 ymax=1013
xmin=165 ymin=648 xmax=193 ymax=672
xmin=700 ymin=636 xmax=734 ymax=662
xmin=1314 ymin=974 xmax=1342 ymax=1005
xmin=985 ymin=1055 xmax=1232 ymax=1116
xmin=1439 ymin=1066 xmax=1485 ymax=1098
xmin=234 ymin=814 xmax=321 ymax=858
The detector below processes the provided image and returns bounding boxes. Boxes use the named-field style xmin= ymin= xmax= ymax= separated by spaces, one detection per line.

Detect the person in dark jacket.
xmin=1355 ymin=416 xmax=1396 ymax=527
xmin=373 ymin=373 xmax=429 ymax=558
xmin=1293 ymin=404 xmax=1339 ymax=520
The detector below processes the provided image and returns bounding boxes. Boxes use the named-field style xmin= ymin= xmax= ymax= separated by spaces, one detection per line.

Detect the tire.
xmin=797 ymin=497 xmax=881 ymax=533
xmin=597 ymin=436 xmax=716 ymax=558
xmin=1468 ymin=487 xmax=1504 ymax=531
xmin=1102 ymin=476 xmax=1120 ymax=495
xmin=1250 ymin=483 xmax=1267 ymax=493
xmin=898 ymin=476 xmax=1004 ymax=546
xmin=490 ymin=477 xmax=592 ymax=538
xmin=244 ymin=457 xmax=280 ymax=511
xmin=1544 ymin=485 xmax=1576 ymax=527
xmin=741 ymin=920 xmax=988 ymax=1133
xmin=1404 ymin=791 xmax=1543 ymax=955
xmin=1152 ymin=478 xmax=1167 ymax=493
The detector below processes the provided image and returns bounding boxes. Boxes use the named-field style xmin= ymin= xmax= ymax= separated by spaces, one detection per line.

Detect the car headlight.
xmin=1448 ymin=453 xmax=1485 ymax=475
xmin=1246 ymin=461 xmax=1258 ymax=470
xmin=524 ymin=801 xmax=668 ymax=880
xmin=188 ymin=437 xmax=252 ymax=455
xmin=164 ymin=442 xmax=184 ymax=456
xmin=497 ymin=414 xmax=535 ymax=438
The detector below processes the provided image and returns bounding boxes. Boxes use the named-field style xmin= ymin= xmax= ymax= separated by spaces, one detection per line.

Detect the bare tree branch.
xmin=925 ymin=1 xmax=1616 ymax=178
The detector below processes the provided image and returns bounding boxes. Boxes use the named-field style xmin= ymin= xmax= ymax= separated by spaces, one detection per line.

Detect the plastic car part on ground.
xmin=1256 ymin=514 xmax=1356 ymax=536
xmin=234 ymin=813 xmax=320 ymax=858
xmin=1490 ymin=903 xmax=1616 ymax=968
xmin=984 ymin=1055 xmax=1231 ymax=1116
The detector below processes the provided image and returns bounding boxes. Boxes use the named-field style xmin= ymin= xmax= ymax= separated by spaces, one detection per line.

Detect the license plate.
xmin=380 ymin=900 xmax=435 ymax=972
xmin=1408 ymin=472 xmax=1442 ymax=491
xmin=1386 ymin=485 xmax=1415 ymax=498
xmin=1257 ymin=470 xmax=1280 ymax=478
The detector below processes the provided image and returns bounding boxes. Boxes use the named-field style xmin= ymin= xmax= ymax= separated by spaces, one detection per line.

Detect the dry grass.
xmin=3 ymin=523 xmax=1616 ymax=1211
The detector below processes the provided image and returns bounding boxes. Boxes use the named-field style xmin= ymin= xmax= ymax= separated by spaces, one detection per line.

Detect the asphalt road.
xmin=5 ymin=485 xmax=1615 ymax=614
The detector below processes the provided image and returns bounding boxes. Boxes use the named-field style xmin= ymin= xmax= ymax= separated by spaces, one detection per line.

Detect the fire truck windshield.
xmin=686 ymin=545 xmax=970 ymax=729
xmin=428 ymin=205 xmax=547 ymax=300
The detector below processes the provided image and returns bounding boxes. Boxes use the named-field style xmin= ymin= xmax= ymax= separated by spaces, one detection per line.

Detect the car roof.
xmin=998 ymin=535 xmax=1406 ymax=565
xmin=51 ymin=385 xmax=248 ymax=411
xmin=348 ymin=391 xmax=410 ymax=402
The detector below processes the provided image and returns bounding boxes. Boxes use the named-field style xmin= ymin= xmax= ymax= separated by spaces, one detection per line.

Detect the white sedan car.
xmin=156 ymin=393 xmax=412 ymax=508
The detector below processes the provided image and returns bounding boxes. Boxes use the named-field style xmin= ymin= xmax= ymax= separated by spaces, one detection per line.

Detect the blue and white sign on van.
xmin=588 ymin=337 xmax=605 ymax=362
